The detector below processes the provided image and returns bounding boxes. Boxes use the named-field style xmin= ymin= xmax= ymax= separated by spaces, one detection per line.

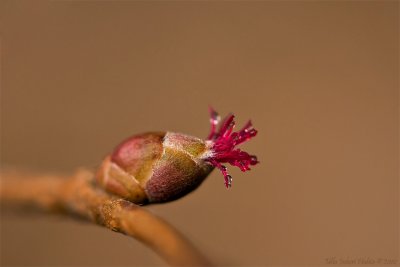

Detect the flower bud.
xmin=96 ymin=108 xmax=259 ymax=204
xmin=96 ymin=132 xmax=213 ymax=204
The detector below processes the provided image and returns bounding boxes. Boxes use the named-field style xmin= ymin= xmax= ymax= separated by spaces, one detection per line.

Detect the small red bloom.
xmin=205 ymin=107 xmax=259 ymax=188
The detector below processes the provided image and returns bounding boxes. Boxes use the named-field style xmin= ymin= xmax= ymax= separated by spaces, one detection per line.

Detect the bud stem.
xmin=0 ymin=169 xmax=211 ymax=267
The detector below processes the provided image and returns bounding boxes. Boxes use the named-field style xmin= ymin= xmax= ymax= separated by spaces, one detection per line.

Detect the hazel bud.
xmin=96 ymin=108 xmax=259 ymax=204
xmin=96 ymin=132 xmax=213 ymax=204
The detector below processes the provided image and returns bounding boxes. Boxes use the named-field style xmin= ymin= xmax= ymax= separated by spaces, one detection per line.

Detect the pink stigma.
xmin=205 ymin=107 xmax=259 ymax=188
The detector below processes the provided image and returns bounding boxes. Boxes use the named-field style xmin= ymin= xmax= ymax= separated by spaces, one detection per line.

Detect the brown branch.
xmin=0 ymin=169 xmax=211 ymax=267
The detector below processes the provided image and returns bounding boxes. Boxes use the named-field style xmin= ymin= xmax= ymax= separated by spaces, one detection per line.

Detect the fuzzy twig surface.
xmin=0 ymin=169 xmax=211 ymax=267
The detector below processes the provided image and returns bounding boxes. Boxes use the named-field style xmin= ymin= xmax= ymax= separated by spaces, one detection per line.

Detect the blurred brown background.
xmin=0 ymin=1 xmax=398 ymax=266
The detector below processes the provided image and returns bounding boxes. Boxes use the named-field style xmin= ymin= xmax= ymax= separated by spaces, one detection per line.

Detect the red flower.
xmin=205 ymin=107 xmax=259 ymax=188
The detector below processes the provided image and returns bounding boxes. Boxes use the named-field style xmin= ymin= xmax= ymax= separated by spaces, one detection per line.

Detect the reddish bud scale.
xmin=97 ymin=132 xmax=213 ymax=203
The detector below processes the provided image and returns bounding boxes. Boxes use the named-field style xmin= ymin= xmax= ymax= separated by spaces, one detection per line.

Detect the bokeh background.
xmin=1 ymin=1 xmax=398 ymax=266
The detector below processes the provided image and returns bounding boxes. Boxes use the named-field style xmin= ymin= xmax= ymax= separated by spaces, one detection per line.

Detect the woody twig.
xmin=0 ymin=169 xmax=211 ymax=267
